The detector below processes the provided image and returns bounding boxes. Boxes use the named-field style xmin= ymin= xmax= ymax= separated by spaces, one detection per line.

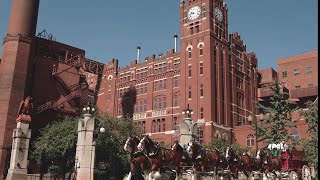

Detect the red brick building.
xmin=235 ymin=50 xmax=318 ymax=151
xmin=96 ymin=0 xmax=259 ymax=146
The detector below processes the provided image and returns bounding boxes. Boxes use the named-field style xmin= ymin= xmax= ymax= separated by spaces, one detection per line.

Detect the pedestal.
xmin=75 ymin=114 xmax=95 ymax=180
xmin=6 ymin=116 xmax=32 ymax=180
xmin=179 ymin=117 xmax=197 ymax=148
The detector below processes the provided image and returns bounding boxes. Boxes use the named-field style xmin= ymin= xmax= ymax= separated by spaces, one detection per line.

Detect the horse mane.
xmin=132 ymin=136 xmax=140 ymax=146
xmin=174 ymin=142 xmax=183 ymax=152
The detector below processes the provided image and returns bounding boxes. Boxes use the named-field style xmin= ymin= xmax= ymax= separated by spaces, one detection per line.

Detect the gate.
xmin=95 ymin=148 xmax=120 ymax=180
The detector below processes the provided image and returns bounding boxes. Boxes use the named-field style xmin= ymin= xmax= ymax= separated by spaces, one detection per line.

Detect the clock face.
xmin=215 ymin=8 xmax=223 ymax=22
xmin=187 ymin=6 xmax=201 ymax=21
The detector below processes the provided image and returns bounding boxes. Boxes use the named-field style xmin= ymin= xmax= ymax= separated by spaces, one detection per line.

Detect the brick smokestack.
xmin=0 ymin=0 xmax=40 ymax=175
xmin=7 ymin=0 xmax=40 ymax=37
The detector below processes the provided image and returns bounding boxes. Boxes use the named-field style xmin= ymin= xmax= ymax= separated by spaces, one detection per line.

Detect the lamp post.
xmin=181 ymin=104 xmax=193 ymax=118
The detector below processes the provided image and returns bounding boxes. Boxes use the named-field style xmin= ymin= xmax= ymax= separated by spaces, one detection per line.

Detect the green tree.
xmin=256 ymin=81 xmax=297 ymax=148
xmin=31 ymin=116 xmax=78 ymax=177
xmin=31 ymin=109 xmax=139 ymax=179
xmin=300 ymin=100 xmax=318 ymax=166
xmin=94 ymin=113 xmax=139 ymax=178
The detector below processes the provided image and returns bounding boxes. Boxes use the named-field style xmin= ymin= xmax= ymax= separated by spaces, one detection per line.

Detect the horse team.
xmin=123 ymin=135 xmax=285 ymax=180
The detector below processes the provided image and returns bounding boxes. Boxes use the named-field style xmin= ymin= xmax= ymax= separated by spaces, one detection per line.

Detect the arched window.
xmin=246 ymin=134 xmax=255 ymax=147
xmin=158 ymin=98 xmax=162 ymax=109
xmin=291 ymin=130 xmax=300 ymax=138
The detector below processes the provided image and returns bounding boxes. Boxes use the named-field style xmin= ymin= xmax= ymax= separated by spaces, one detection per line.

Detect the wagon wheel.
xmin=289 ymin=171 xmax=299 ymax=180
xmin=302 ymin=165 xmax=311 ymax=180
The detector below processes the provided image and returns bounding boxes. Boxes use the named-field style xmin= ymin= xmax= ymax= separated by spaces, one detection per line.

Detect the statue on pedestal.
xmin=16 ymin=96 xmax=33 ymax=123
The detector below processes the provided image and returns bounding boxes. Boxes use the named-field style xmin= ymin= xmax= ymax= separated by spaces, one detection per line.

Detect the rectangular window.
xmin=195 ymin=25 xmax=199 ymax=33
xmin=295 ymin=85 xmax=301 ymax=89
xmin=190 ymin=27 xmax=194 ymax=35
xmin=188 ymin=86 xmax=192 ymax=99
xmin=282 ymin=71 xmax=287 ymax=78
xmin=293 ymin=69 xmax=300 ymax=75
xmin=200 ymin=62 xmax=203 ymax=75
xmin=174 ymin=95 xmax=178 ymax=107
xmin=308 ymin=83 xmax=314 ymax=88
xmin=188 ymin=65 xmax=192 ymax=77
xmin=162 ymin=119 xmax=166 ymax=132
xmin=164 ymin=79 xmax=167 ymax=89
xmin=306 ymin=67 xmax=312 ymax=73
xmin=174 ymin=76 xmax=179 ymax=87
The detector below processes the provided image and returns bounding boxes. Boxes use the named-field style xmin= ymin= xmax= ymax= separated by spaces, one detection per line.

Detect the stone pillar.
xmin=179 ymin=117 xmax=197 ymax=148
xmin=75 ymin=113 xmax=95 ymax=180
xmin=6 ymin=115 xmax=32 ymax=180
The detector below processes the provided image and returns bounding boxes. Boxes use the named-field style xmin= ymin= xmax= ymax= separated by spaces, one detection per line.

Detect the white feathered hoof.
xmin=153 ymin=171 xmax=162 ymax=179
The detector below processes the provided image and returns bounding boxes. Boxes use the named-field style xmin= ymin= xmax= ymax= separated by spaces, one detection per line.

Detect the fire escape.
xmin=35 ymin=55 xmax=89 ymax=115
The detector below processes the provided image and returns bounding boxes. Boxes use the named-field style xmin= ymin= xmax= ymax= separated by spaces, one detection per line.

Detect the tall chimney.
xmin=0 ymin=0 xmax=40 ymax=174
xmin=137 ymin=45 xmax=141 ymax=63
xmin=174 ymin=33 xmax=178 ymax=53
xmin=7 ymin=0 xmax=40 ymax=37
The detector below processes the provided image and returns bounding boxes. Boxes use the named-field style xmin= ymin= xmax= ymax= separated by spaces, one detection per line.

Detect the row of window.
xmin=187 ymin=44 xmax=204 ymax=59
xmin=153 ymin=97 xmax=167 ymax=110
xmin=135 ymin=100 xmax=147 ymax=113
xmin=136 ymin=84 xmax=147 ymax=95
xmin=282 ymin=67 xmax=313 ymax=77
xmin=187 ymin=84 xmax=204 ymax=99
xmin=154 ymin=79 xmax=167 ymax=91
xmin=188 ymin=63 xmax=204 ymax=77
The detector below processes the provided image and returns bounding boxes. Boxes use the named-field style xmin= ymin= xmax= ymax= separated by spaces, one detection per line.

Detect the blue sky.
xmin=0 ymin=0 xmax=318 ymax=70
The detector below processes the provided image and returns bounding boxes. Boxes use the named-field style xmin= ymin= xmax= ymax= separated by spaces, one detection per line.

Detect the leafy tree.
xmin=94 ymin=113 xmax=139 ymax=178
xmin=300 ymin=100 xmax=318 ymax=166
xmin=256 ymin=81 xmax=297 ymax=148
xmin=31 ymin=108 xmax=139 ymax=179
xmin=30 ymin=116 xmax=78 ymax=177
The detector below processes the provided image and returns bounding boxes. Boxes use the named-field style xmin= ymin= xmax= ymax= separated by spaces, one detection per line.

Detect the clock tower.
xmin=179 ymin=0 xmax=231 ymax=143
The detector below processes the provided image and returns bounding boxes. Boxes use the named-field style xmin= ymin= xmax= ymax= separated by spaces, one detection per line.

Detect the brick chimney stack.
xmin=0 ymin=0 xmax=40 ymax=174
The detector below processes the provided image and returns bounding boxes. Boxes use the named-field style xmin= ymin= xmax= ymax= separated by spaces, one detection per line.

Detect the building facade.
xmin=96 ymin=0 xmax=259 ymax=146
xmin=235 ymin=50 xmax=318 ymax=150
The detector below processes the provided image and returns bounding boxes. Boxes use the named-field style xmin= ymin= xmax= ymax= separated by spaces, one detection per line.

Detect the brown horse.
xmin=137 ymin=135 xmax=183 ymax=180
xmin=186 ymin=140 xmax=221 ymax=176
xmin=224 ymin=146 xmax=241 ymax=179
xmin=256 ymin=148 xmax=283 ymax=179
xmin=124 ymin=135 xmax=148 ymax=179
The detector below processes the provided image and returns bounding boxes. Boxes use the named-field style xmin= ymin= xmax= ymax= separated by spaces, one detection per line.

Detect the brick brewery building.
xmin=0 ymin=0 xmax=317 ymax=176
xmin=96 ymin=0 xmax=259 ymax=146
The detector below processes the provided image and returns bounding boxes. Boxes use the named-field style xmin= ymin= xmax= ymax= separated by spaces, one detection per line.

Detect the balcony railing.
xmin=290 ymin=86 xmax=318 ymax=98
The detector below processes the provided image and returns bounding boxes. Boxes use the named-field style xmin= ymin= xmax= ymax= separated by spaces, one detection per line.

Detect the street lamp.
xmin=82 ymin=102 xmax=95 ymax=114
xmin=181 ymin=104 xmax=193 ymax=118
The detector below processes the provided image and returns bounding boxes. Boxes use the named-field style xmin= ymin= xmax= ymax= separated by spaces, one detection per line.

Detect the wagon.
xmin=280 ymin=149 xmax=312 ymax=180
